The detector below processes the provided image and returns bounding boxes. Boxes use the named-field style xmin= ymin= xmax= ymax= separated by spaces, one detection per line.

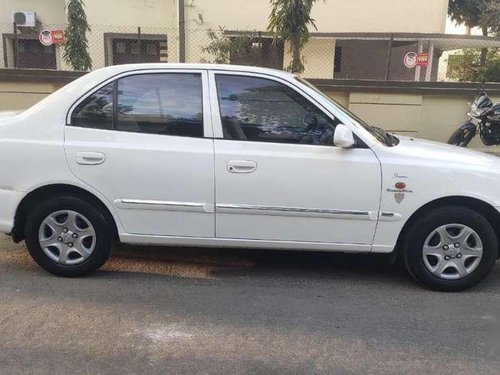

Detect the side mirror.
xmin=333 ymin=124 xmax=355 ymax=148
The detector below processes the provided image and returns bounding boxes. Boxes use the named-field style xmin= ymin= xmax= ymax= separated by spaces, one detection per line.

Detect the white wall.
xmin=1 ymin=0 xmax=449 ymax=34
xmin=0 ymin=0 xmax=66 ymax=25
xmin=185 ymin=0 xmax=448 ymax=33
xmin=84 ymin=0 xmax=176 ymax=28
xmin=312 ymin=0 xmax=448 ymax=33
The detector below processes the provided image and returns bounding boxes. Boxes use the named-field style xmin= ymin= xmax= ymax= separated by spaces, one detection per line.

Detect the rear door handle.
xmin=227 ymin=160 xmax=257 ymax=173
xmin=75 ymin=152 xmax=106 ymax=165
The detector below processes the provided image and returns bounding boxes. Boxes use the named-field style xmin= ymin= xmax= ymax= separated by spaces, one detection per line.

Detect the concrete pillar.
xmin=425 ymin=41 xmax=434 ymax=82
xmin=414 ymin=40 xmax=423 ymax=81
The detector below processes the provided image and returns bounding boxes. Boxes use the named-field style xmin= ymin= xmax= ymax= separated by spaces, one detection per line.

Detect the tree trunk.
xmin=479 ymin=26 xmax=488 ymax=76
xmin=291 ymin=35 xmax=302 ymax=73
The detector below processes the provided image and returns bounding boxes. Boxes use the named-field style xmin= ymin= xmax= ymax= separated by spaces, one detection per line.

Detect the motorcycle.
xmin=448 ymin=89 xmax=500 ymax=147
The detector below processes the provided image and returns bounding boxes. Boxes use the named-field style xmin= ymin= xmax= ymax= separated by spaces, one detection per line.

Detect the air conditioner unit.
xmin=12 ymin=11 xmax=36 ymax=27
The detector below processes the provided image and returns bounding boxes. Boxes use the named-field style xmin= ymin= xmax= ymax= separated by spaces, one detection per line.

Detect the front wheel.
xmin=24 ymin=195 xmax=114 ymax=277
xmin=447 ymin=127 xmax=475 ymax=147
xmin=402 ymin=206 xmax=498 ymax=292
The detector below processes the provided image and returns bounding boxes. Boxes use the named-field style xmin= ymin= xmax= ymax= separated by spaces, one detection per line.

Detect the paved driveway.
xmin=0 ymin=235 xmax=499 ymax=374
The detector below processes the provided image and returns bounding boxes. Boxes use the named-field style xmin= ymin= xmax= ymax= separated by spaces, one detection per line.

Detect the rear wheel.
xmin=402 ymin=206 xmax=498 ymax=292
xmin=24 ymin=196 xmax=114 ymax=277
xmin=447 ymin=128 xmax=475 ymax=147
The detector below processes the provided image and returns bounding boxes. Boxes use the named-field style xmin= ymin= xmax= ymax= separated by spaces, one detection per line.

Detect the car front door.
xmin=64 ymin=70 xmax=215 ymax=238
xmin=210 ymin=71 xmax=381 ymax=248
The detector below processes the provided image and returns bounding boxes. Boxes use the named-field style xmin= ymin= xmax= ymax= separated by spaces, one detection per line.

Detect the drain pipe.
xmin=178 ymin=0 xmax=186 ymax=63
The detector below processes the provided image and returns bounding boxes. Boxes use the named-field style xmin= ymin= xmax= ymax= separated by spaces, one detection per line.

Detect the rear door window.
xmin=115 ymin=73 xmax=203 ymax=137
xmin=71 ymin=83 xmax=114 ymax=130
xmin=71 ymin=73 xmax=204 ymax=138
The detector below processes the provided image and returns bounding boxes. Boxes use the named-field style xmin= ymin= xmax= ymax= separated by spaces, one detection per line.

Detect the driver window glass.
xmin=215 ymin=74 xmax=339 ymax=145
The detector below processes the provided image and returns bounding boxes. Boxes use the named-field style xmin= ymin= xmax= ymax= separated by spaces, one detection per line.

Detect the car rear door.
xmin=64 ymin=70 xmax=215 ymax=238
xmin=209 ymin=71 xmax=381 ymax=248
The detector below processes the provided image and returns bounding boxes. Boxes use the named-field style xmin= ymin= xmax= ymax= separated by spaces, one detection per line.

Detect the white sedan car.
xmin=0 ymin=64 xmax=499 ymax=291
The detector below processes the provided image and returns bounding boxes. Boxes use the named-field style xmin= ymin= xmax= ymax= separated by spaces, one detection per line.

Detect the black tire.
xmin=402 ymin=206 xmax=498 ymax=292
xmin=447 ymin=128 xmax=475 ymax=147
xmin=24 ymin=195 xmax=114 ymax=277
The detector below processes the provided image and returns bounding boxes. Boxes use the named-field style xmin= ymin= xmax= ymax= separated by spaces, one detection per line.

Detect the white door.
xmin=210 ymin=72 xmax=381 ymax=246
xmin=64 ymin=70 xmax=215 ymax=237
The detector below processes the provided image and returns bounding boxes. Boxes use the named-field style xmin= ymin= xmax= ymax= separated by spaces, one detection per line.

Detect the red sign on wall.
xmin=416 ymin=53 xmax=429 ymax=67
xmin=51 ymin=30 xmax=65 ymax=45
xmin=39 ymin=30 xmax=53 ymax=46
xmin=39 ymin=29 xmax=65 ymax=46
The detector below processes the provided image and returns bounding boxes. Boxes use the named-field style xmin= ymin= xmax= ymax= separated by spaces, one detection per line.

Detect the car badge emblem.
xmin=394 ymin=192 xmax=405 ymax=204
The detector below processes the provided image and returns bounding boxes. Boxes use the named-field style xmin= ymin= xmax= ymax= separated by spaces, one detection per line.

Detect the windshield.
xmin=295 ymin=77 xmax=399 ymax=146
xmin=472 ymin=93 xmax=493 ymax=110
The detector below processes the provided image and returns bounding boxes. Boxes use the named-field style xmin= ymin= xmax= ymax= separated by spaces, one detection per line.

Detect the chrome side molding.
xmin=217 ymin=203 xmax=374 ymax=220
xmin=115 ymin=199 xmax=215 ymax=213
xmin=379 ymin=212 xmax=403 ymax=222
xmin=115 ymin=199 xmax=401 ymax=221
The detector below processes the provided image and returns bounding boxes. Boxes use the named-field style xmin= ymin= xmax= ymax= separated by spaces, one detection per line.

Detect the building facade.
xmin=1 ymin=0 xmax=453 ymax=79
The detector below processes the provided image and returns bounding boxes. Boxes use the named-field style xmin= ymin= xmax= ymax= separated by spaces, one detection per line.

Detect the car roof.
xmin=93 ymin=63 xmax=295 ymax=80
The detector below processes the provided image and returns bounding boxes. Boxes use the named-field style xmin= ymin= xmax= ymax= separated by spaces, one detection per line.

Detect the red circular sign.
xmin=39 ymin=30 xmax=54 ymax=46
xmin=404 ymin=52 xmax=417 ymax=69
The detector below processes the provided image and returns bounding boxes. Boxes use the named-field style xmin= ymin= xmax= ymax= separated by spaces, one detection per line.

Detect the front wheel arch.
xmin=12 ymin=184 xmax=119 ymax=243
xmin=395 ymin=196 xmax=500 ymax=259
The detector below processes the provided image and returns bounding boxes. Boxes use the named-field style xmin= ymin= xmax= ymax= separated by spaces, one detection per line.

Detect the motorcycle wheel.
xmin=447 ymin=128 xmax=475 ymax=147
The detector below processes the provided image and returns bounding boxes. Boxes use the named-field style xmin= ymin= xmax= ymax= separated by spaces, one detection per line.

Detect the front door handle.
xmin=227 ymin=160 xmax=257 ymax=173
xmin=75 ymin=152 xmax=106 ymax=165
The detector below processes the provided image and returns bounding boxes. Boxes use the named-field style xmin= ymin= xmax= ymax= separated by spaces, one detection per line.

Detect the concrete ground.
xmin=0 ymin=235 xmax=499 ymax=375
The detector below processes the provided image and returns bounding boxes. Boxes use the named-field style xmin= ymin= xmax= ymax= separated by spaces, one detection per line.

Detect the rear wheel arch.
xmin=12 ymin=184 xmax=119 ymax=243
xmin=396 ymin=196 xmax=500 ymax=258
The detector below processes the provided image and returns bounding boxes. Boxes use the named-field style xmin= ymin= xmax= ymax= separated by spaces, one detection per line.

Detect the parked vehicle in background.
xmin=0 ymin=64 xmax=499 ymax=291
xmin=448 ymin=89 xmax=500 ymax=147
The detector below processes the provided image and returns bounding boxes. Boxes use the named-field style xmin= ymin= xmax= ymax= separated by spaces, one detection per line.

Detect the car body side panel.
xmin=64 ymin=127 xmax=216 ymax=237
xmin=213 ymin=140 xmax=382 ymax=245
xmin=208 ymin=70 xmax=382 ymax=246
xmin=371 ymin=137 xmax=500 ymax=252
xmin=0 ymin=114 xmax=126 ymax=236
xmin=0 ymin=189 xmax=24 ymax=233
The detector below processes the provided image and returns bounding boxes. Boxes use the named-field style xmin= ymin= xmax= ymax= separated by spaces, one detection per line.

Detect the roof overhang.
xmin=313 ymin=32 xmax=500 ymax=51
xmin=225 ymin=31 xmax=500 ymax=51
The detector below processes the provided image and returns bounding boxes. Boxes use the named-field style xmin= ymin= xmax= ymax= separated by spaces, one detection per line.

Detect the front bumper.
xmin=0 ymin=188 xmax=24 ymax=234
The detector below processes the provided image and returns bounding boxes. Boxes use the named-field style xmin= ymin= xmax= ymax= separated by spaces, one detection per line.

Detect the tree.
xmin=267 ymin=0 xmax=321 ymax=73
xmin=449 ymin=0 xmax=483 ymax=32
xmin=202 ymin=27 xmax=257 ymax=64
xmin=483 ymin=0 xmax=500 ymax=35
xmin=482 ymin=56 xmax=500 ymax=82
xmin=63 ymin=0 xmax=92 ymax=71
xmin=448 ymin=0 xmax=500 ymax=35
xmin=448 ymin=0 xmax=500 ymax=81
xmin=447 ymin=49 xmax=500 ymax=82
